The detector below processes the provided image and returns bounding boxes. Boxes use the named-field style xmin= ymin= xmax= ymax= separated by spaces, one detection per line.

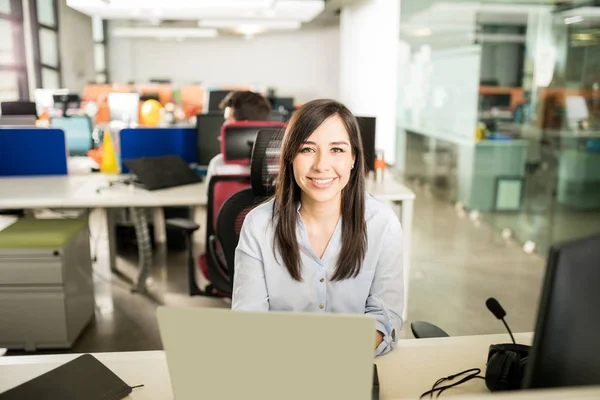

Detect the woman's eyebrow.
xmin=302 ymin=141 xmax=350 ymax=146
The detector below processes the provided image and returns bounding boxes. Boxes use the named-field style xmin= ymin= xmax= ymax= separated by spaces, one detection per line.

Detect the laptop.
xmin=157 ymin=307 xmax=378 ymax=400
xmin=123 ymin=155 xmax=202 ymax=191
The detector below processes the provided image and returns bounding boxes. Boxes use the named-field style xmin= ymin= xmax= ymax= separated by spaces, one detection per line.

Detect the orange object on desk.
xmin=374 ymin=158 xmax=386 ymax=170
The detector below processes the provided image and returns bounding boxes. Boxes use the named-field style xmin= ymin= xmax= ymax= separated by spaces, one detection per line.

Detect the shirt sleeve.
xmin=366 ymin=218 xmax=404 ymax=357
xmin=231 ymin=213 xmax=269 ymax=311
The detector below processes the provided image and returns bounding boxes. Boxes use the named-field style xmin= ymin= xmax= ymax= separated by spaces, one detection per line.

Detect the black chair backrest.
xmin=215 ymin=188 xmax=265 ymax=284
xmin=206 ymin=174 xmax=251 ymax=242
xmin=250 ymin=128 xmax=284 ymax=197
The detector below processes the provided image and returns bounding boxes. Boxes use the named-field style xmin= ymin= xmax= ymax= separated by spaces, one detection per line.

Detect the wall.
xmin=107 ymin=25 xmax=340 ymax=103
xmin=58 ymin=3 xmax=95 ymax=92
xmin=339 ymin=0 xmax=400 ymax=164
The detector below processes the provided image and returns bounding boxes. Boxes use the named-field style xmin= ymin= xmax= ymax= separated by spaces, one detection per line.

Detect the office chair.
xmin=411 ymin=321 xmax=450 ymax=339
xmin=203 ymin=128 xmax=283 ymax=292
xmin=1 ymin=101 xmax=37 ymax=117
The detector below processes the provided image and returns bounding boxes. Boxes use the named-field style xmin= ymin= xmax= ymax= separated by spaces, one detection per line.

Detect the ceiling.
xmin=398 ymin=0 xmax=595 ymax=48
xmin=68 ymin=0 xmax=359 ymax=39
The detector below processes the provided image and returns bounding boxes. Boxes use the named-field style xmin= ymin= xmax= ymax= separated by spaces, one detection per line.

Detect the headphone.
xmin=485 ymin=343 xmax=530 ymax=392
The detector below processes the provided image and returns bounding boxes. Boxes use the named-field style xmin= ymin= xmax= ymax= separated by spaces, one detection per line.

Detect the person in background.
xmin=232 ymin=99 xmax=404 ymax=356
xmin=205 ymin=91 xmax=272 ymax=189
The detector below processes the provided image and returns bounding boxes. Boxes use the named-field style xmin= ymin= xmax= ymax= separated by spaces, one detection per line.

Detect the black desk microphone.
xmin=486 ymin=297 xmax=521 ymax=369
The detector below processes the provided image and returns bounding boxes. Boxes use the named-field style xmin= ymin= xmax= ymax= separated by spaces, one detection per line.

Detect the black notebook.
xmin=124 ymin=154 xmax=202 ymax=191
xmin=0 ymin=354 xmax=133 ymax=400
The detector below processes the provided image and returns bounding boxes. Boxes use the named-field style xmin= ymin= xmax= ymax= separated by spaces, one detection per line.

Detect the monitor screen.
xmin=1 ymin=101 xmax=37 ymax=117
xmin=224 ymin=126 xmax=260 ymax=163
xmin=356 ymin=116 xmax=376 ymax=172
xmin=197 ymin=113 xmax=225 ymax=166
xmin=108 ymin=93 xmax=140 ymax=123
xmin=271 ymin=97 xmax=294 ymax=112
xmin=524 ymin=234 xmax=600 ymax=390
xmin=51 ymin=116 xmax=93 ymax=156
xmin=207 ymin=90 xmax=231 ymax=112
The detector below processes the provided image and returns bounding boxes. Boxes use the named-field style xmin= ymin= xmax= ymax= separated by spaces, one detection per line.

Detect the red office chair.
xmin=182 ymin=121 xmax=285 ymax=297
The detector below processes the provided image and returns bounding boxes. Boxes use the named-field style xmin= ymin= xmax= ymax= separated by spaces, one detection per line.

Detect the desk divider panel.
xmin=119 ymin=127 xmax=197 ymax=173
xmin=0 ymin=128 xmax=68 ymax=176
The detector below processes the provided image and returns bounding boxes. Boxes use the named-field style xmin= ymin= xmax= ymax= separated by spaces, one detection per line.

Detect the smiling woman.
xmin=232 ymin=99 xmax=405 ymax=357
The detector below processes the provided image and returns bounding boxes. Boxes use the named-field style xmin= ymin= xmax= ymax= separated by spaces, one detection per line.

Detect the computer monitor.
xmin=52 ymin=94 xmax=81 ymax=116
xmin=196 ymin=112 xmax=225 ymax=167
xmin=34 ymin=88 xmax=69 ymax=115
xmin=523 ymin=233 xmax=600 ymax=390
xmin=206 ymin=90 xmax=231 ymax=112
xmin=108 ymin=93 xmax=140 ymax=124
xmin=356 ymin=116 xmax=376 ymax=172
xmin=1 ymin=101 xmax=37 ymax=117
xmin=140 ymin=93 xmax=160 ymax=103
xmin=223 ymin=125 xmax=258 ymax=163
xmin=271 ymin=97 xmax=294 ymax=112
xmin=50 ymin=116 xmax=94 ymax=156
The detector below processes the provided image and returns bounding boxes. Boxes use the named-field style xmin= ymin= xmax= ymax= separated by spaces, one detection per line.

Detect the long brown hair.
xmin=273 ymin=99 xmax=367 ymax=281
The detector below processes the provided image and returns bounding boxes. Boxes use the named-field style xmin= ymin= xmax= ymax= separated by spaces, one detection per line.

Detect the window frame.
xmin=29 ymin=0 xmax=61 ymax=88
xmin=0 ymin=0 xmax=29 ymax=99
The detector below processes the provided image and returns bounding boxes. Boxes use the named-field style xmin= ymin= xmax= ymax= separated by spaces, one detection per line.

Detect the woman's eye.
xmin=331 ymin=147 xmax=344 ymax=153
xmin=299 ymin=147 xmax=314 ymax=153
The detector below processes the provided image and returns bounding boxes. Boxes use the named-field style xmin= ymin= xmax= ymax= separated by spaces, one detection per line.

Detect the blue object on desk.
xmin=0 ymin=128 xmax=68 ymax=176
xmin=585 ymin=139 xmax=600 ymax=153
xmin=50 ymin=116 xmax=93 ymax=156
xmin=119 ymin=127 xmax=196 ymax=173
xmin=487 ymin=133 xmax=513 ymax=141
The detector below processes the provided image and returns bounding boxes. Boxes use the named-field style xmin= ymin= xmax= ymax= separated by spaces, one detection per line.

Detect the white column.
xmin=339 ymin=0 xmax=401 ymax=164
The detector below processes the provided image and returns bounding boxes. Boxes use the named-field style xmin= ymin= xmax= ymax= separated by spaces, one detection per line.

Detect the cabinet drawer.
xmin=0 ymin=255 xmax=63 ymax=285
xmin=0 ymin=288 xmax=67 ymax=350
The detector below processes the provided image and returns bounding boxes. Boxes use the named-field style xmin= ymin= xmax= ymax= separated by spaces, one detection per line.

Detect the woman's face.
xmin=292 ymin=115 xmax=355 ymax=207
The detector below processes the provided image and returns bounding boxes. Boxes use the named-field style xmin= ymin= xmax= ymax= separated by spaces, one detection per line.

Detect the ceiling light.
xmin=234 ymin=25 xmax=265 ymax=36
xmin=411 ymin=28 xmax=432 ymax=37
xmin=199 ymin=19 xmax=301 ymax=30
xmin=564 ymin=16 xmax=583 ymax=25
xmin=112 ymin=27 xmax=219 ymax=39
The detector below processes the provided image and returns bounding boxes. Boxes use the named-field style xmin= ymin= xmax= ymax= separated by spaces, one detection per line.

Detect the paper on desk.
xmin=0 ymin=215 xmax=18 ymax=232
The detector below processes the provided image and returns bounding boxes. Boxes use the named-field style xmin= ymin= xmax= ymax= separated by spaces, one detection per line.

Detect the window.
xmin=35 ymin=0 xmax=55 ymax=27
xmin=0 ymin=0 xmax=10 ymax=14
xmin=0 ymin=20 xmax=15 ymax=64
xmin=30 ymin=0 xmax=60 ymax=89
xmin=0 ymin=69 xmax=20 ymax=101
xmin=0 ymin=0 xmax=28 ymax=100
xmin=41 ymin=67 xmax=59 ymax=89
xmin=39 ymin=27 xmax=58 ymax=67
xmin=92 ymin=16 xmax=109 ymax=83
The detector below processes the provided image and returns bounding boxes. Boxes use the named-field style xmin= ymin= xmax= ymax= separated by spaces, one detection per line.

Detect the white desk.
xmin=0 ymin=172 xmax=415 ymax=307
xmin=0 ymin=174 xmax=206 ymax=292
xmin=1 ymin=333 xmax=599 ymax=400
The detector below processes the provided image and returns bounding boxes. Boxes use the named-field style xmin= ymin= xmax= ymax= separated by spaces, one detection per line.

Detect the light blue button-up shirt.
xmin=232 ymin=194 xmax=404 ymax=356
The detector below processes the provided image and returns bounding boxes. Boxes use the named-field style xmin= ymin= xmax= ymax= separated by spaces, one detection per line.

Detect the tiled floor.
xmin=5 ymin=180 xmax=547 ymax=356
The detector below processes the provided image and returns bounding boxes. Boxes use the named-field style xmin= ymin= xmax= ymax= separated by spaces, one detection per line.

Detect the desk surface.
xmin=0 ymin=174 xmax=207 ymax=209
xmin=0 ymin=170 xmax=414 ymax=210
xmin=0 ymin=332 xmax=578 ymax=400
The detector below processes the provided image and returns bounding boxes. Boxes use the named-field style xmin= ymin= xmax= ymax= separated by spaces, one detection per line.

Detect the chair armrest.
xmin=411 ymin=321 xmax=450 ymax=339
xmin=207 ymin=235 xmax=229 ymax=281
xmin=165 ymin=218 xmax=200 ymax=234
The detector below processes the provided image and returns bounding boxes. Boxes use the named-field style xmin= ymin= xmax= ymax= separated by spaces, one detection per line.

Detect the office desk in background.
xmin=1 ymin=333 xmax=598 ymax=400
xmin=0 ymin=174 xmax=206 ymax=293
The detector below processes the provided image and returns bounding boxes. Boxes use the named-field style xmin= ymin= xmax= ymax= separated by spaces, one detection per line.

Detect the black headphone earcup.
xmin=486 ymin=350 xmax=520 ymax=392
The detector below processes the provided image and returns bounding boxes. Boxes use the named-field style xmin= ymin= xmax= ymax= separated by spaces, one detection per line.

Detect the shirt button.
xmin=319 ymin=304 xmax=324 ymax=309
xmin=319 ymin=278 xmax=325 ymax=283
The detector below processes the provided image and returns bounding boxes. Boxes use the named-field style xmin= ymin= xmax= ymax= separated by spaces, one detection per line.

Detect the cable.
xmin=420 ymin=368 xmax=484 ymax=399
